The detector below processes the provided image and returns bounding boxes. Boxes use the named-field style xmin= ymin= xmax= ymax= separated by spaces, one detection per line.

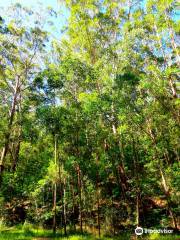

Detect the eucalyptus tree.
xmin=0 ymin=4 xmax=48 ymax=180
xmin=0 ymin=0 xmax=179 ymax=234
xmin=31 ymin=0 xmax=179 ymax=232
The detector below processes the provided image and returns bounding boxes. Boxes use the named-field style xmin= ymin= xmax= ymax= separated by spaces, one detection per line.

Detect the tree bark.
xmin=11 ymin=127 xmax=22 ymax=171
xmin=160 ymin=167 xmax=178 ymax=229
xmin=63 ymin=178 xmax=67 ymax=235
xmin=147 ymin=123 xmax=178 ymax=229
xmin=53 ymin=182 xmax=57 ymax=234
xmin=96 ymin=166 xmax=101 ymax=238
xmin=53 ymin=134 xmax=57 ymax=234
xmin=111 ymin=104 xmax=128 ymax=198
xmin=0 ymin=76 xmax=20 ymax=175
xmin=77 ymin=165 xmax=83 ymax=233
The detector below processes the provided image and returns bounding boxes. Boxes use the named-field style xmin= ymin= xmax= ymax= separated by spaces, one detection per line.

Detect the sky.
xmin=0 ymin=0 xmax=179 ymax=38
xmin=0 ymin=0 xmax=60 ymax=9
xmin=0 ymin=0 xmax=68 ymax=41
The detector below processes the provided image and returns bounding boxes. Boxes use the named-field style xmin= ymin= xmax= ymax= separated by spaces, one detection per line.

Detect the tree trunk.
xmin=77 ymin=165 xmax=83 ymax=233
xmin=97 ymin=190 xmax=101 ymax=238
xmin=71 ymin=179 xmax=76 ymax=231
xmin=11 ymin=127 xmax=22 ymax=171
xmin=147 ymin=123 xmax=178 ymax=229
xmin=0 ymin=77 xmax=20 ymax=175
xmin=111 ymin=103 xmax=128 ymax=197
xmin=63 ymin=178 xmax=67 ymax=235
xmin=164 ymin=11 xmax=180 ymax=67
xmin=11 ymin=139 xmax=21 ymax=171
xmin=132 ymin=138 xmax=141 ymax=226
xmin=53 ymin=182 xmax=57 ymax=234
xmin=53 ymin=134 xmax=57 ymax=234
xmin=160 ymin=167 xmax=178 ymax=229
xmin=96 ymin=178 xmax=101 ymax=238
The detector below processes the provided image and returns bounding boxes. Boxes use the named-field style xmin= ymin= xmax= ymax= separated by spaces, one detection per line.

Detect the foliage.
xmin=0 ymin=0 xmax=179 ymax=239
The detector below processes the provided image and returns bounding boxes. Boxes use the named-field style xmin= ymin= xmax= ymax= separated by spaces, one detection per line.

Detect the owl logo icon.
xmin=135 ymin=227 xmax=143 ymax=235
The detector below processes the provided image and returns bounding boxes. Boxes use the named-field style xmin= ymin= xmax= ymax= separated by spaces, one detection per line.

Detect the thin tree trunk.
xmin=111 ymin=197 xmax=115 ymax=236
xmin=147 ymin=123 xmax=178 ymax=229
xmin=77 ymin=165 xmax=83 ymax=233
xmin=97 ymin=189 xmax=101 ymax=238
xmin=11 ymin=139 xmax=21 ymax=171
xmin=111 ymin=103 xmax=128 ymax=197
xmin=132 ymin=138 xmax=141 ymax=226
xmin=96 ymin=180 xmax=101 ymax=238
xmin=0 ymin=77 xmax=20 ymax=175
xmin=71 ymin=179 xmax=76 ymax=231
xmin=160 ymin=167 xmax=178 ymax=229
xmin=96 ymin=154 xmax=101 ymax=238
xmin=11 ymin=127 xmax=22 ymax=171
xmin=136 ymin=193 xmax=140 ymax=226
xmin=53 ymin=134 xmax=57 ymax=234
xmin=53 ymin=182 xmax=57 ymax=234
xmin=63 ymin=178 xmax=67 ymax=235
xmin=169 ymin=77 xmax=178 ymax=98
xmin=164 ymin=11 xmax=180 ymax=67
xmin=154 ymin=23 xmax=179 ymax=99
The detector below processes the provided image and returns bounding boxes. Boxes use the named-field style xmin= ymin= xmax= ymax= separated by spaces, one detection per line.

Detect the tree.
xmin=0 ymin=3 xmax=48 ymax=180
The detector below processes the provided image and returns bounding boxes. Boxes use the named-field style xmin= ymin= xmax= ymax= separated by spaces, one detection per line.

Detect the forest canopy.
xmin=0 ymin=0 xmax=179 ymax=239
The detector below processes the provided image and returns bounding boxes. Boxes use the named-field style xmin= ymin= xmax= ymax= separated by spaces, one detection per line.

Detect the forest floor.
xmin=0 ymin=228 xmax=179 ymax=240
